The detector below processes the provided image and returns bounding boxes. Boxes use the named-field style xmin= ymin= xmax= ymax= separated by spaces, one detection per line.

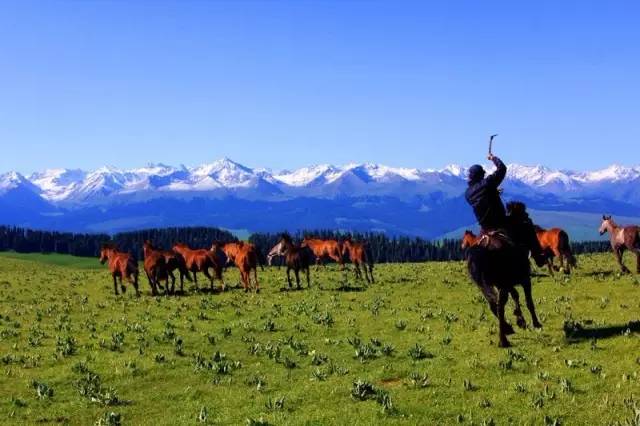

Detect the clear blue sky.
xmin=1 ymin=1 xmax=639 ymax=174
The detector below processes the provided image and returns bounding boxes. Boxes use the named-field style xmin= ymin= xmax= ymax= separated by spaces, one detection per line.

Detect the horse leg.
xmin=133 ymin=273 xmax=140 ymax=297
xmin=546 ymin=258 xmax=554 ymax=276
xmin=203 ymin=268 xmax=214 ymax=293
xmin=253 ymin=267 xmax=259 ymax=293
xmin=306 ymin=266 xmax=311 ymax=288
xmin=479 ymin=283 xmax=515 ymax=335
xmin=364 ymin=261 xmax=372 ymax=284
xmin=242 ymin=270 xmax=250 ymax=292
xmin=354 ymin=262 xmax=362 ymax=280
xmin=119 ymin=275 xmax=126 ymax=293
xmin=522 ymin=280 xmax=542 ymax=329
xmin=616 ymin=248 xmax=630 ymax=273
xmin=287 ymin=267 xmax=292 ymax=288
xmin=193 ymin=271 xmax=199 ymax=291
xmin=295 ymin=269 xmax=301 ymax=289
xmin=146 ymin=271 xmax=157 ymax=296
xmin=497 ymin=288 xmax=511 ymax=348
xmin=315 ymin=257 xmax=321 ymax=271
xmin=509 ymin=287 xmax=527 ymax=329
xmin=112 ymin=273 xmax=119 ymax=295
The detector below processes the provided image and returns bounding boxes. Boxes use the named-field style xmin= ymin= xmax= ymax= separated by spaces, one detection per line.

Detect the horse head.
xmin=99 ymin=243 xmax=116 ymax=264
xmin=599 ymin=215 xmax=613 ymax=235
xmin=461 ymin=230 xmax=477 ymax=249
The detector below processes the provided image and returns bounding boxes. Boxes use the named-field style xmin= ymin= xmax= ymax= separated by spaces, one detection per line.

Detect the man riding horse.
xmin=464 ymin=150 xmax=548 ymax=347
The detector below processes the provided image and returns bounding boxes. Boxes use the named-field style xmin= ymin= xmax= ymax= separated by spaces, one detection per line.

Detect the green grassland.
xmin=1 ymin=251 xmax=640 ymax=425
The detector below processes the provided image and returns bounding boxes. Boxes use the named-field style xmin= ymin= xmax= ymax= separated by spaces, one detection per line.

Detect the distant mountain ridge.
xmin=1 ymin=158 xmax=639 ymax=239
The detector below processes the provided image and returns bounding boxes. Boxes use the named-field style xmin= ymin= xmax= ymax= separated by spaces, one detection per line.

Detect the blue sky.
xmin=1 ymin=1 xmax=639 ymax=174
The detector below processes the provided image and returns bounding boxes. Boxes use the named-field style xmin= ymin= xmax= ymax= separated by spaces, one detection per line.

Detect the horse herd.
xmin=99 ymin=214 xmax=639 ymax=348
xmin=99 ymin=235 xmax=374 ymax=297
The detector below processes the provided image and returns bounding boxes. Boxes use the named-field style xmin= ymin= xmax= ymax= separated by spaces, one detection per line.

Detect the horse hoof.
xmin=499 ymin=340 xmax=512 ymax=348
xmin=516 ymin=318 xmax=527 ymax=329
xmin=533 ymin=322 xmax=543 ymax=329
xmin=256 ymin=288 xmax=260 ymax=294
xmin=505 ymin=323 xmax=516 ymax=335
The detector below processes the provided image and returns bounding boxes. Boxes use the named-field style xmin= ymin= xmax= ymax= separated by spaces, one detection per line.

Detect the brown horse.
xmin=144 ymin=241 xmax=193 ymax=294
xmin=534 ymin=226 xmax=577 ymax=275
xmin=268 ymin=234 xmax=313 ymax=289
xmin=143 ymin=240 xmax=168 ymax=296
xmin=302 ymin=238 xmax=344 ymax=270
xmin=172 ymin=243 xmax=225 ymax=292
xmin=599 ymin=215 xmax=640 ymax=274
xmin=461 ymin=230 xmax=480 ymax=250
xmin=342 ymin=237 xmax=374 ymax=283
xmin=213 ymin=242 xmax=260 ymax=293
xmin=99 ymin=244 xmax=140 ymax=296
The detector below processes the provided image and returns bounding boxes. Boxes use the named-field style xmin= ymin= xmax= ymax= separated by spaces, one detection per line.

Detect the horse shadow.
xmin=565 ymin=320 xmax=640 ymax=341
xmin=332 ymin=284 xmax=367 ymax=292
xmin=578 ymin=270 xmax=616 ymax=278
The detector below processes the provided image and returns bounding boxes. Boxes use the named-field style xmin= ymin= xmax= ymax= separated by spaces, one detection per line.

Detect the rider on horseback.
xmin=465 ymin=153 xmax=547 ymax=266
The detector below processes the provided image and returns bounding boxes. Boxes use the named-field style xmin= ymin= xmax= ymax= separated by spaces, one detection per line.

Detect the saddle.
xmin=477 ymin=229 xmax=514 ymax=250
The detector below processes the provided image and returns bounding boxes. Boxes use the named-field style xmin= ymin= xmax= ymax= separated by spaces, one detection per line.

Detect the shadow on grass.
xmin=331 ymin=284 xmax=367 ymax=292
xmin=565 ymin=320 xmax=640 ymax=341
xmin=578 ymin=270 xmax=616 ymax=278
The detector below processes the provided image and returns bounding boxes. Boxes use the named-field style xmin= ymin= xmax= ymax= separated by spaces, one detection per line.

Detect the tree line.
xmin=0 ymin=225 xmax=610 ymax=263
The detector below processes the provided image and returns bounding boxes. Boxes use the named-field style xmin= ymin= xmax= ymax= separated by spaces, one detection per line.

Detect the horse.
xmin=301 ymin=238 xmax=344 ymax=270
xmin=466 ymin=201 xmax=547 ymax=347
xmin=598 ymin=215 xmax=640 ymax=274
xmin=461 ymin=230 xmax=480 ymax=250
xmin=341 ymin=236 xmax=374 ymax=283
xmin=213 ymin=242 xmax=260 ymax=293
xmin=172 ymin=243 xmax=225 ymax=292
xmin=142 ymin=240 xmax=169 ymax=296
xmin=534 ymin=226 xmax=577 ymax=275
xmin=143 ymin=241 xmax=193 ymax=294
xmin=99 ymin=243 xmax=140 ymax=296
xmin=268 ymin=234 xmax=313 ymax=289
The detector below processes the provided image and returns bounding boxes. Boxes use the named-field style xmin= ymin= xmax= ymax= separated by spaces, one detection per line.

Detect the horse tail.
xmin=559 ymin=230 xmax=577 ymax=268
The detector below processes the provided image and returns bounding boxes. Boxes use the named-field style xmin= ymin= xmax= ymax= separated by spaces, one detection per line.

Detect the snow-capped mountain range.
xmin=1 ymin=158 xmax=639 ymax=239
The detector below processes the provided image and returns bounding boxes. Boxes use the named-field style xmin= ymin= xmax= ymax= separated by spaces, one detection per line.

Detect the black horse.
xmin=466 ymin=201 xmax=548 ymax=347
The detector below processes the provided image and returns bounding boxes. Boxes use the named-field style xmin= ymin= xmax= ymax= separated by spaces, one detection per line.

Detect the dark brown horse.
xmin=268 ymin=234 xmax=313 ymax=289
xmin=99 ymin=244 xmax=140 ymax=296
xmin=534 ymin=226 xmax=577 ymax=275
xmin=302 ymin=238 xmax=344 ymax=270
xmin=466 ymin=202 xmax=547 ymax=347
xmin=143 ymin=240 xmax=168 ymax=296
xmin=144 ymin=241 xmax=192 ymax=294
xmin=341 ymin=237 xmax=374 ymax=283
xmin=599 ymin=215 xmax=640 ymax=274
xmin=173 ymin=243 xmax=225 ymax=292
xmin=213 ymin=242 xmax=260 ymax=293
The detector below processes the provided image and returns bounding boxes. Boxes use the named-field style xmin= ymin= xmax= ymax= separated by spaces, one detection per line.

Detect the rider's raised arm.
xmin=485 ymin=156 xmax=507 ymax=188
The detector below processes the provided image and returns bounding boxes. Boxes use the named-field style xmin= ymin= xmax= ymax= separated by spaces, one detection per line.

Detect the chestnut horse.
xmin=341 ymin=237 xmax=374 ymax=283
xmin=268 ymin=234 xmax=313 ymax=289
xmin=143 ymin=241 xmax=168 ymax=296
xmin=99 ymin=244 xmax=140 ymax=296
xmin=534 ymin=226 xmax=577 ymax=275
xmin=172 ymin=243 xmax=225 ymax=292
xmin=301 ymin=238 xmax=344 ymax=270
xmin=599 ymin=215 xmax=640 ymax=274
xmin=461 ymin=230 xmax=480 ymax=250
xmin=213 ymin=242 xmax=260 ymax=293
xmin=144 ymin=241 xmax=192 ymax=294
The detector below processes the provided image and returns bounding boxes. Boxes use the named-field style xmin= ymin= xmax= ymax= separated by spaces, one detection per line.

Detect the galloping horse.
xmin=99 ymin=243 xmax=140 ymax=296
xmin=172 ymin=243 xmax=225 ymax=292
xmin=213 ymin=242 xmax=260 ymax=293
xmin=301 ymin=238 xmax=344 ymax=270
xmin=341 ymin=236 xmax=374 ymax=283
xmin=143 ymin=241 xmax=168 ymax=295
xmin=599 ymin=215 xmax=640 ymax=274
xmin=466 ymin=201 xmax=547 ymax=347
xmin=534 ymin=226 xmax=577 ymax=275
xmin=268 ymin=234 xmax=313 ymax=289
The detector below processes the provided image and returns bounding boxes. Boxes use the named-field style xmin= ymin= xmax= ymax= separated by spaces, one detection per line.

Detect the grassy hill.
xmin=1 ymin=252 xmax=639 ymax=424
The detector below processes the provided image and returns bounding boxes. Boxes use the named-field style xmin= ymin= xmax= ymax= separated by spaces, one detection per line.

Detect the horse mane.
xmin=506 ymin=201 xmax=529 ymax=220
xmin=101 ymin=242 xmax=117 ymax=250
xmin=463 ymin=229 xmax=475 ymax=236
xmin=533 ymin=225 xmax=545 ymax=232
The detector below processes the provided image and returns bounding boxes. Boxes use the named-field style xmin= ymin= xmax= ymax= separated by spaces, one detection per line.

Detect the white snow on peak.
xmin=8 ymin=157 xmax=640 ymax=204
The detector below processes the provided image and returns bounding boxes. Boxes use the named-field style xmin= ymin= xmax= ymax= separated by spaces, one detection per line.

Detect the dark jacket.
xmin=465 ymin=157 xmax=507 ymax=231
